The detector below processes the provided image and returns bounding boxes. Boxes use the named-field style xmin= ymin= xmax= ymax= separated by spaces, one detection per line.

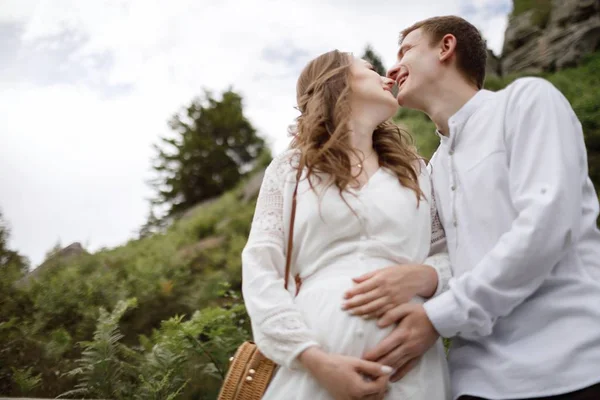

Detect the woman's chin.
xmin=384 ymin=97 xmax=400 ymax=118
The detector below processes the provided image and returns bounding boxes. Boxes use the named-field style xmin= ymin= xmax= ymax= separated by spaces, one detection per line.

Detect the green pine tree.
xmin=361 ymin=44 xmax=387 ymax=76
xmin=151 ymin=89 xmax=266 ymax=217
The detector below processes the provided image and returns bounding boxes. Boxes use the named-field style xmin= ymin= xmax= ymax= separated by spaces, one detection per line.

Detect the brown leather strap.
xmin=284 ymin=157 xmax=304 ymax=291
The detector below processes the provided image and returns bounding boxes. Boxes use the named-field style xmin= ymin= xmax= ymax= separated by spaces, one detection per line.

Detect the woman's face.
xmin=349 ymin=56 xmax=398 ymax=120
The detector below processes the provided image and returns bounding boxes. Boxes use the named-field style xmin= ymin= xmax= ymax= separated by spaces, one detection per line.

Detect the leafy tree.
xmin=0 ymin=210 xmax=28 ymax=294
xmin=361 ymin=44 xmax=387 ymax=76
xmin=0 ymin=210 xmax=32 ymax=395
xmin=137 ymin=207 xmax=167 ymax=239
xmin=151 ymin=89 xmax=266 ymax=217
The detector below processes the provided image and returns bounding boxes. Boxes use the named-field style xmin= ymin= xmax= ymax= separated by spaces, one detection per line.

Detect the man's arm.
xmin=424 ymin=78 xmax=585 ymax=338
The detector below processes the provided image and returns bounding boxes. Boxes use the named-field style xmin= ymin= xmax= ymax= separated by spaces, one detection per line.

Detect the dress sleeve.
xmin=423 ymin=168 xmax=452 ymax=298
xmin=241 ymin=153 xmax=320 ymax=369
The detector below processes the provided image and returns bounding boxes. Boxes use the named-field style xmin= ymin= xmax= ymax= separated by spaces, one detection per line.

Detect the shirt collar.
xmin=435 ymin=89 xmax=494 ymax=140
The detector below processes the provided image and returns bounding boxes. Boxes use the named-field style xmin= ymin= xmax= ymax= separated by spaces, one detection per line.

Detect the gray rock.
xmin=16 ymin=242 xmax=88 ymax=287
xmin=551 ymin=0 xmax=599 ymax=26
xmin=242 ymin=168 xmax=266 ymax=202
xmin=502 ymin=10 xmax=544 ymax=55
xmin=501 ymin=0 xmax=600 ymax=74
xmin=486 ymin=49 xmax=502 ymax=76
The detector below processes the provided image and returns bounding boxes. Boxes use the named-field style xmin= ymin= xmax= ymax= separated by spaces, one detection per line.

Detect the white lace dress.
xmin=242 ymin=150 xmax=452 ymax=400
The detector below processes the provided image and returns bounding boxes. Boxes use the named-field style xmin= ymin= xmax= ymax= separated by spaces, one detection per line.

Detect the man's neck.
xmin=425 ymin=83 xmax=479 ymax=136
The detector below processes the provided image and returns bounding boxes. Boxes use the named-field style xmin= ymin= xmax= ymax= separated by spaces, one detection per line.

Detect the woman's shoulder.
xmin=264 ymin=149 xmax=301 ymax=185
xmin=413 ymin=157 xmax=430 ymax=178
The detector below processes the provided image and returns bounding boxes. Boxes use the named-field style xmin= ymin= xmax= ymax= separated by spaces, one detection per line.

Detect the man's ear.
xmin=439 ymin=34 xmax=457 ymax=62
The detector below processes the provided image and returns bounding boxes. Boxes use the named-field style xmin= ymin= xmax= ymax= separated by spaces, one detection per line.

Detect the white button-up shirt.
xmin=423 ymin=77 xmax=600 ymax=399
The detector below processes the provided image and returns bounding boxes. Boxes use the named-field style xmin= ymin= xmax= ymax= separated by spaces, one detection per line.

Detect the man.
xmin=364 ymin=15 xmax=600 ymax=400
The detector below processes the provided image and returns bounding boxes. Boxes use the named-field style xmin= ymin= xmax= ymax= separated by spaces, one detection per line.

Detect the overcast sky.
xmin=0 ymin=0 xmax=511 ymax=266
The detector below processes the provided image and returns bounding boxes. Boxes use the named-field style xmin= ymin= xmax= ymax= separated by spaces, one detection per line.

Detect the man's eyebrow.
xmin=397 ymin=44 xmax=409 ymax=57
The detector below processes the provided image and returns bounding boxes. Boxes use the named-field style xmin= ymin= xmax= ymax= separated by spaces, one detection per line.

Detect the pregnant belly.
xmin=294 ymin=273 xmax=397 ymax=357
xmin=286 ymin=264 xmax=449 ymax=400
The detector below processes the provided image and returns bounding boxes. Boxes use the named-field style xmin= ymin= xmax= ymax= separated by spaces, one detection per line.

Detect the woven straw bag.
xmin=217 ymin=165 xmax=303 ymax=400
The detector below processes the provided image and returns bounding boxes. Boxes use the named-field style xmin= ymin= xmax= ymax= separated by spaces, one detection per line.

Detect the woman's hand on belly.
xmin=342 ymin=264 xmax=438 ymax=319
xmin=298 ymin=347 xmax=393 ymax=399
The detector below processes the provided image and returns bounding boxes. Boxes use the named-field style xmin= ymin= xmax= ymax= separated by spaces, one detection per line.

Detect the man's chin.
xmin=396 ymin=92 xmax=417 ymax=110
xmin=395 ymin=95 xmax=408 ymax=108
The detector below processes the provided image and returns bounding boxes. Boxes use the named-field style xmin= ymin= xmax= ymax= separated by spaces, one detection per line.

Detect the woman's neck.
xmin=347 ymin=116 xmax=377 ymax=156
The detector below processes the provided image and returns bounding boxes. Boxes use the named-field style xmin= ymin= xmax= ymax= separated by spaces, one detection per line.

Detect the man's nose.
xmin=387 ymin=62 xmax=401 ymax=81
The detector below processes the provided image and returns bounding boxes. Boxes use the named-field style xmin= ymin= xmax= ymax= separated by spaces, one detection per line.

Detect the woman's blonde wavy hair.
xmin=289 ymin=49 xmax=424 ymax=203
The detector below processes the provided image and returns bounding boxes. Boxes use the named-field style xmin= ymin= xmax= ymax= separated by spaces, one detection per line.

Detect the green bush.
xmin=58 ymin=294 xmax=250 ymax=400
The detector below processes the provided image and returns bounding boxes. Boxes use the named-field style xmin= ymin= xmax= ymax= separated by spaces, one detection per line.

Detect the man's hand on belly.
xmin=362 ymin=303 xmax=440 ymax=382
xmin=342 ymin=264 xmax=437 ymax=318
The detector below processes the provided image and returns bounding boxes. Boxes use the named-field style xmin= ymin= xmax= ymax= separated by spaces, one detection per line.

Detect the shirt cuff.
xmin=423 ymin=290 xmax=465 ymax=338
xmin=424 ymin=253 xmax=452 ymax=298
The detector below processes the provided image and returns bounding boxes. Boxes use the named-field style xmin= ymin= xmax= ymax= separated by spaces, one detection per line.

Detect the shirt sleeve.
xmin=424 ymin=78 xmax=585 ymax=338
xmin=241 ymin=152 xmax=320 ymax=368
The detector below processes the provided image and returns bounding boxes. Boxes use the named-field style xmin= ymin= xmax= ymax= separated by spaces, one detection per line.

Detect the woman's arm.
xmin=242 ymin=153 xmax=320 ymax=369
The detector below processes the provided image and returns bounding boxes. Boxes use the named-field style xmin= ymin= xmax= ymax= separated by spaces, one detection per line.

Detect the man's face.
xmin=387 ymin=28 xmax=440 ymax=110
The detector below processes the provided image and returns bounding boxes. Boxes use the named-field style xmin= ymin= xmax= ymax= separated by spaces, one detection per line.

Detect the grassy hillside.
xmin=1 ymin=183 xmax=258 ymax=398
xmin=1 ymin=53 xmax=598 ymax=399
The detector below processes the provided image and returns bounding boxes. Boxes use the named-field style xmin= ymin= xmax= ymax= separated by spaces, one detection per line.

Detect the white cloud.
xmin=0 ymin=0 xmax=41 ymax=22
xmin=0 ymin=0 xmax=509 ymax=266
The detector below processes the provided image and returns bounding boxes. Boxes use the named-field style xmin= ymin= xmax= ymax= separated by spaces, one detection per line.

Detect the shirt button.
xmin=449 ymin=149 xmax=455 ymax=156
xmin=453 ymin=220 xmax=458 ymax=227
xmin=451 ymin=185 xmax=456 ymax=191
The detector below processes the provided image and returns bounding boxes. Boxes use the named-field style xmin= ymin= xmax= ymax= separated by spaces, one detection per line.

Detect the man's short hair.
xmin=400 ymin=16 xmax=488 ymax=89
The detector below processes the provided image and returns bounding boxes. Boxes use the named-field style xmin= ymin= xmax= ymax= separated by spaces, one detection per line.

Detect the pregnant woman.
xmin=242 ymin=50 xmax=451 ymax=400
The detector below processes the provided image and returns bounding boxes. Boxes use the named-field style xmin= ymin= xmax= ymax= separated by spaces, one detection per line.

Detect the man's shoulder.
xmin=494 ymin=77 xmax=560 ymax=103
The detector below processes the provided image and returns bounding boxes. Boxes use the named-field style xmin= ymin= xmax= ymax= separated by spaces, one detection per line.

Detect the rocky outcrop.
xmin=501 ymin=0 xmax=600 ymax=74
xmin=486 ymin=49 xmax=502 ymax=76
xmin=242 ymin=168 xmax=265 ymax=202
xmin=52 ymin=242 xmax=87 ymax=259
xmin=178 ymin=168 xmax=266 ymax=222
xmin=16 ymin=242 xmax=88 ymax=287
